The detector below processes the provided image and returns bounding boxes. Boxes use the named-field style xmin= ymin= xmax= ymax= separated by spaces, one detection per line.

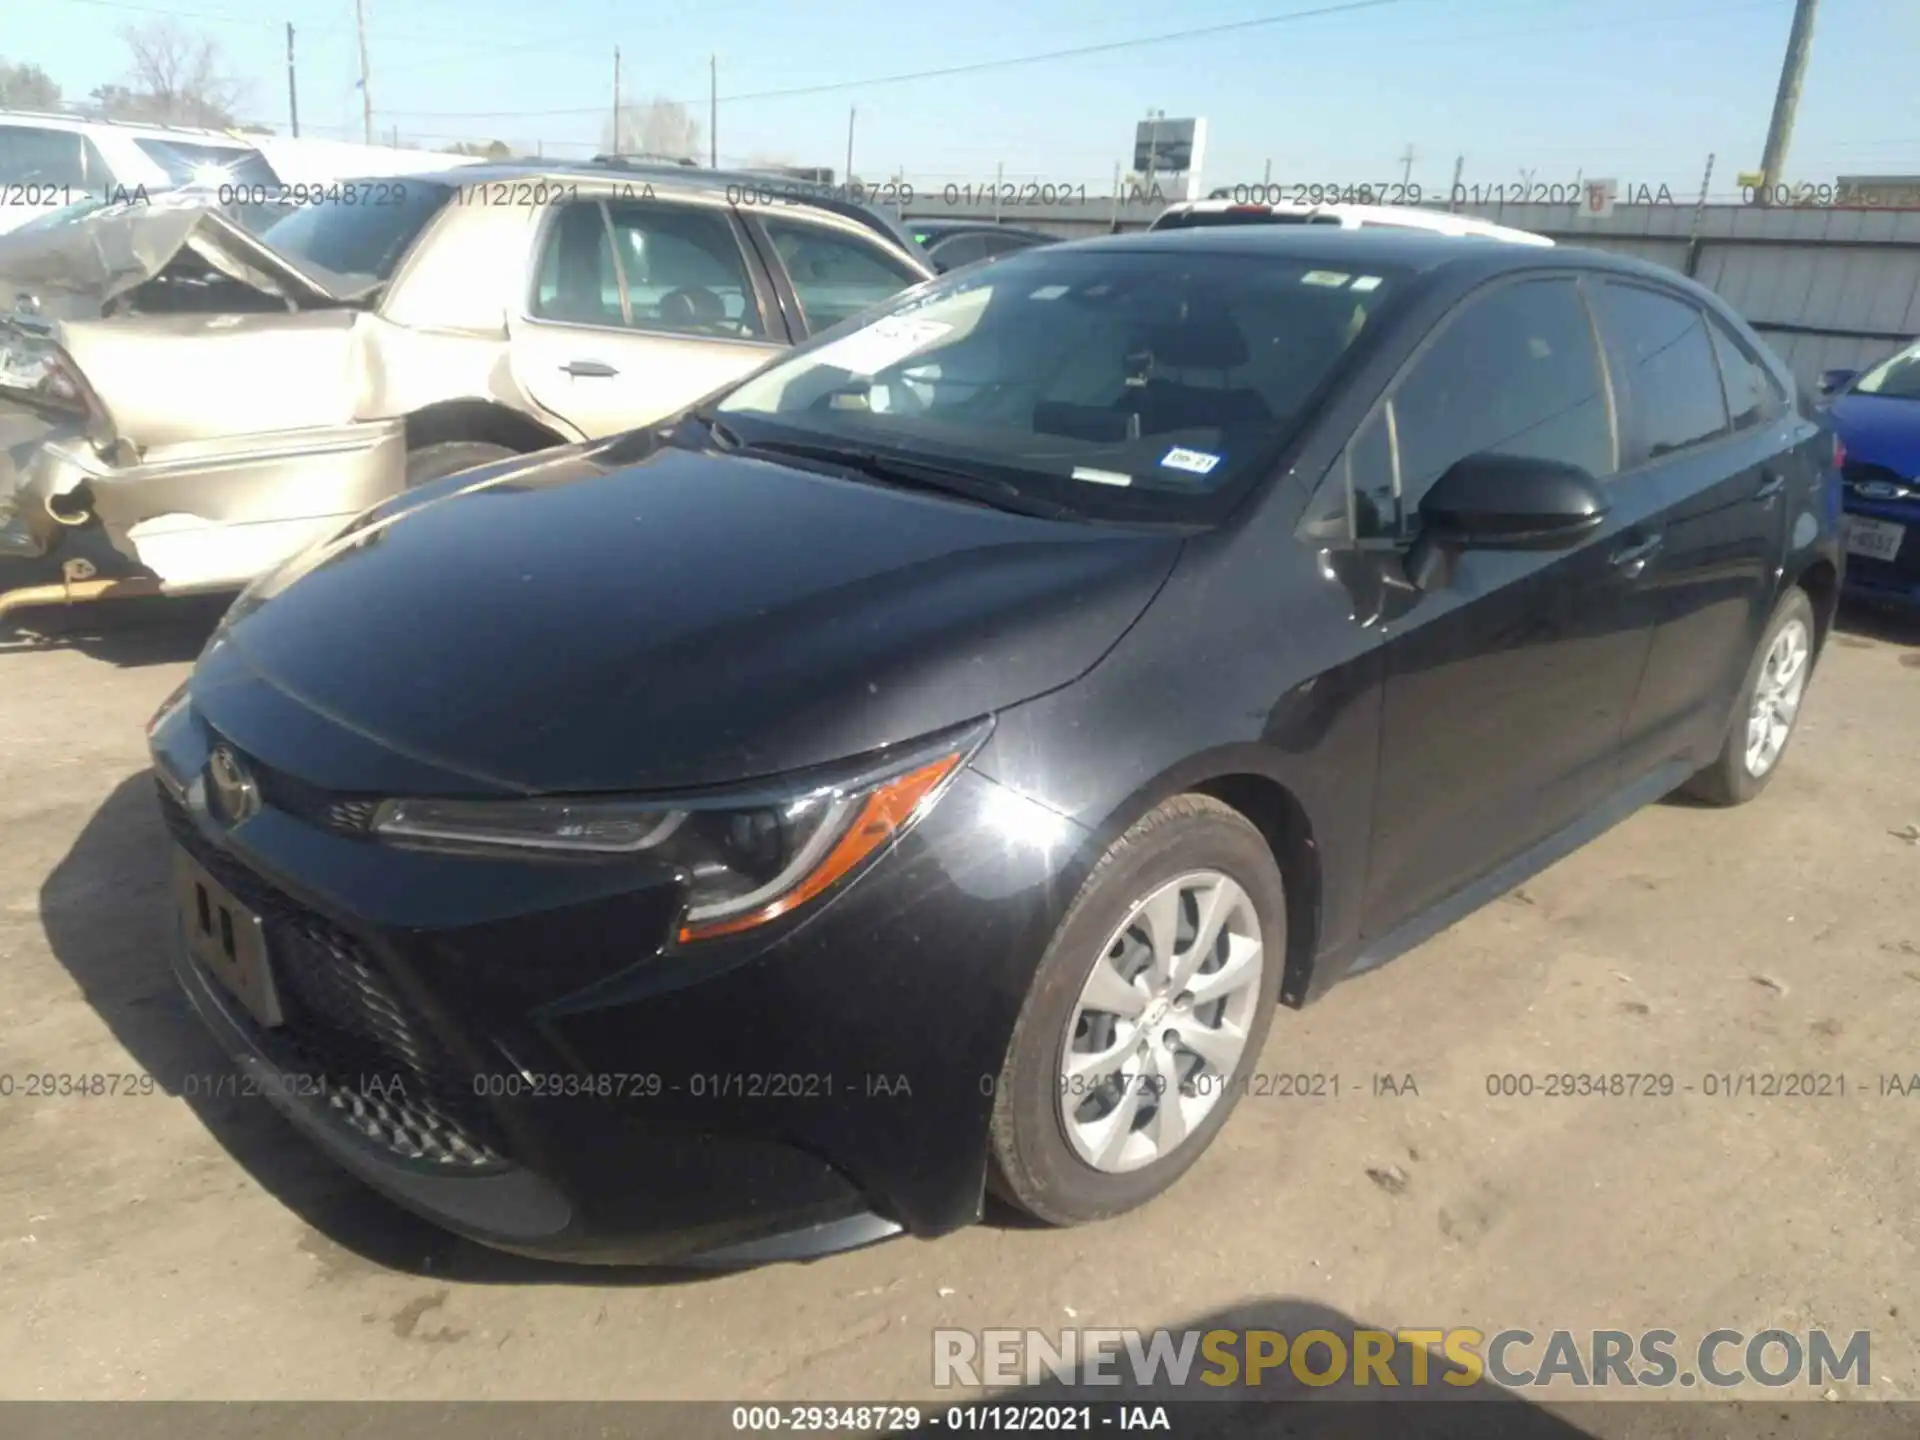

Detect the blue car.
xmin=1823 ymin=340 xmax=1920 ymax=607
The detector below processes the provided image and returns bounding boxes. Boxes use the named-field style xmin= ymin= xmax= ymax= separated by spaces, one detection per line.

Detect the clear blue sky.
xmin=11 ymin=0 xmax=1919 ymax=198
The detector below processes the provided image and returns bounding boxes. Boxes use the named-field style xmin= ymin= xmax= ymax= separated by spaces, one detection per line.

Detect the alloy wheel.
xmin=1744 ymin=616 xmax=1810 ymax=777
xmin=1056 ymin=870 xmax=1265 ymax=1174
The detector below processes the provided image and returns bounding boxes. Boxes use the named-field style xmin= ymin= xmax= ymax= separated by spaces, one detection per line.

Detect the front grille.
xmin=251 ymin=761 xmax=380 ymax=836
xmin=1842 ymin=460 xmax=1916 ymax=494
xmin=159 ymin=785 xmax=508 ymax=1168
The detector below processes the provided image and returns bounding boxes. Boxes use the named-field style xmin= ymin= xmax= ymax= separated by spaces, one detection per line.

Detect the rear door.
xmin=508 ymin=195 xmax=789 ymax=438
xmin=1354 ymin=274 xmax=1669 ymax=934
xmin=744 ymin=212 xmax=930 ymax=338
xmin=1592 ymin=281 xmax=1799 ymax=774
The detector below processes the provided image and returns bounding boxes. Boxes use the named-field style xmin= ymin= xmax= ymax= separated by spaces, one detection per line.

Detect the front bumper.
xmin=153 ymin=699 xmax=1085 ymax=1266
xmin=1841 ymin=496 xmax=1920 ymax=607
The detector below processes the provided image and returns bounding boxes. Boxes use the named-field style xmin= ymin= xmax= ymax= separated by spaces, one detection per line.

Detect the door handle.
xmin=1755 ymin=471 xmax=1786 ymax=502
xmin=1609 ymin=532 xmax=1664 ymax=576
xmin=561 ymin=359 xmax=618 ymax=377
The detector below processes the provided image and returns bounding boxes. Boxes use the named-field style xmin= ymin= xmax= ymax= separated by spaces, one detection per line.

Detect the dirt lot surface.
xmin=1 ymin=597 xmax=1916 ymax=1415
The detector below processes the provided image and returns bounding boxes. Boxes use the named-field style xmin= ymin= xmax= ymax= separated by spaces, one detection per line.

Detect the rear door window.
xmin=605 ymin=201 xmax=765 ymax=338
xmin=1588 ymin=282 xmax=1730 ymax=462
xmin=134 ymin=139 xmax=281 ymax=188
xmin=759 ymin=216 xmax=923 ymax=331
xmin=0 ymin=125 xmax=109 ymax=191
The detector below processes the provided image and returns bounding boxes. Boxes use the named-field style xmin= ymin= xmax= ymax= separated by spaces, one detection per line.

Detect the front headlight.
xmin=369 ymin=719 xmax=991 ymax=942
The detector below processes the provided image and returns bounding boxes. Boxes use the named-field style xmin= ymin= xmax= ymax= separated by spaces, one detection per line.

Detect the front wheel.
xmin=1681 ymin=586 xmax=1816 ymax=807
xmin=988 ymin=794 xmax=1285 ymax=1227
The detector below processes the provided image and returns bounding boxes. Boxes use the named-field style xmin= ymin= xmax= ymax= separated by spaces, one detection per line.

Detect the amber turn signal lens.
xmin=677 ymin=750 xmax=964 ymax=943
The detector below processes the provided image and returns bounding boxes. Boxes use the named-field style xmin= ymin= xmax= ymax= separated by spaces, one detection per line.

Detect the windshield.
xmin=1853 ymin=341 xmax=1920 ymax=401
xmin=256 ymin=181 xmax=454 ymax=284
xmin=711 ymin=246 xmax=1410 ymax=518
xmin=134 ymin=139 xmax=280 ymax=189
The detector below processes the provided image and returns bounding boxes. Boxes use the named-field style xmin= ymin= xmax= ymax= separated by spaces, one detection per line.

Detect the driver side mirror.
xmin=1405 ymin=453 xmax=1608 ymax=588
xmin=1817 ymin=368 xmax=1857 ymax=397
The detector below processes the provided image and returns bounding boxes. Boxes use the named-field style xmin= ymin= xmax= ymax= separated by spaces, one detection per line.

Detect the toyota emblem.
xmin=206 ymin=745 xmax=260 ymax=825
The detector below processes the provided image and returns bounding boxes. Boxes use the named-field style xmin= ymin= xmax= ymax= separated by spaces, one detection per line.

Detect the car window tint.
xmin=1704 ymin=315 xmax=1776 ymax=430
xmin=761 ymin=217 xmax=921 ymax=330
xmin=0 ymin=125 xmax=90 ymax=189
xmin=531 ymin=202 xmax=624 ymax=326
xmin=1348 ymin=406 xmax=1395 ymax=539
xmin=981 ymin=233 xmax=1043 ymax=257
xmin=1590 ymin=282 xmax=1730 ymax=460
xmin=257 ymin=181 xmax=453 ymax=283
xmin=1386 ymin=278 xmax=1614 ymax=529
xmin=604 ymin=201 xmax=764 ymax=339
xmin=929 ymin=234 xmax=992 ymax=270
xmin=134 ymin=139 xmax=280 ymax=189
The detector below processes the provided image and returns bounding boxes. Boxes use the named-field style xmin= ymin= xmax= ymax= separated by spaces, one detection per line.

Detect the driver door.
xmin=508 ymin=196 xmax=788 ymax=438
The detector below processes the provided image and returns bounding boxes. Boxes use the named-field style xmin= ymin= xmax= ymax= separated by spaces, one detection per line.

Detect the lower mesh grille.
xmin=160 ymin=784 xmax=508 ymax=1168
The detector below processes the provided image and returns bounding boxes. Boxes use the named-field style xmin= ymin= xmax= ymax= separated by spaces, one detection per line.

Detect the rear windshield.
xmin=134 ymin=139 xmax=280 ymax=189
xmin=256 ymin=181 xmax=455 ymax=284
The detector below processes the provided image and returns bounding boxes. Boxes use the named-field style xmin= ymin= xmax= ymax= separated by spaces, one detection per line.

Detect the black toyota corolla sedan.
xmin=149 ymin=225 xmax=1841 ymax=1266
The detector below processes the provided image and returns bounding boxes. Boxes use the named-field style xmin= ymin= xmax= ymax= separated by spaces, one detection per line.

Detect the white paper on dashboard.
xmin=808 ymin=318 xmax=954 ymax=375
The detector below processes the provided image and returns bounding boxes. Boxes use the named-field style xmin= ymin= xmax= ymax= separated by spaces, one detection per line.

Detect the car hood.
xmin=0 ymin=192 xmax=368 ymax=321
xmin=191 ymin=438 xmax=1184 ymax=795
xmin=1830 ymin=392 xmax=1920 ymax=478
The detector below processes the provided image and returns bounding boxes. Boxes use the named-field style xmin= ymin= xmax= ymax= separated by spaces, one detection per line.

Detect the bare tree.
xmin=441 ymin=140 xmax=515 ymax=160
xmin=0 ymin=59 xmax=61 ymax=110
xmin=92 ymin=21 xmax=248 ymax=128
xmin=602 ymin=98 xmax=701 ymax=161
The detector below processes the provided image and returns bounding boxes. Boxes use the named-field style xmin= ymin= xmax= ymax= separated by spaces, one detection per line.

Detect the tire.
xmin=988 ymin=793 xmax=1286 ymax=1227
xmin=404 ymin=441 xmax=518 ymax=487
xmin=1680 ymin=586 xmax=1817 ymax=807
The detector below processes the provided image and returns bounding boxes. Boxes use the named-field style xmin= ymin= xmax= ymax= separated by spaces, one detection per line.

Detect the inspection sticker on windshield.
xmin=1071 ymin=466 xmax=1133 ymax=487
xmin=1301 ymin=270 xmax=1351 ymax=287
xmin=1351 ymin=275 xmax=1384 ymax=292
xmin=1160 ymin=447 xmax=1222 ymax=476
xmin=808 ymin=317 xmax=952 ymax=375
xmin=1029 ymin=284 xmax=1071 ymax=300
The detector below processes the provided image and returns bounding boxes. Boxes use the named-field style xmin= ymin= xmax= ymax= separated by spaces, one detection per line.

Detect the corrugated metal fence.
xmin=902 ymin=196 xmax=1920 ymax=390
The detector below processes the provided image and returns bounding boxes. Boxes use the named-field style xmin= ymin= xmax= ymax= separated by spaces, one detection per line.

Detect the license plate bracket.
xmin=174 ymin=847 xmax=284 ymax=1029
xmin=1843 ymin=515 xmax=1906 ymax=562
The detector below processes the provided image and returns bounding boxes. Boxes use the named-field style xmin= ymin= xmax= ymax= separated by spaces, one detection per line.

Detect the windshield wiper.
xmin=728 ymin=436 xmax=1080 ymax=520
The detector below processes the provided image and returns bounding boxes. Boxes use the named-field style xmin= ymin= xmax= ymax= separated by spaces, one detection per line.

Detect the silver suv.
xmin=0 ymin=161 xmax=934 ymax=620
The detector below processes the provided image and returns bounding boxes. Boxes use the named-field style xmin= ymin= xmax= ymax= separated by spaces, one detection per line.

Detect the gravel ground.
xmin=1 ymin=595 xmax=1916 ymax=1422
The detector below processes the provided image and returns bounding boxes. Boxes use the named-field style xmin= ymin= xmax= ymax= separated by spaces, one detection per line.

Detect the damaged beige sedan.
xmin=0 ymin=163 xmax=934 ymax=622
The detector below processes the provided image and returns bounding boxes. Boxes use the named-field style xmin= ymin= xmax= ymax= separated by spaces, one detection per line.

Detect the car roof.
xmin=0 ymin=110 xmax=262 ymax=146
xmin=1039 ymin=222 xmax=1717 ymax=288
xmin=400 ymin=159 xmax=926 ymax=255
xmin=911 ymin=219 xmax=1056 ymax=240
xmin=1159 ymin=197 xmax=1552 ymax=246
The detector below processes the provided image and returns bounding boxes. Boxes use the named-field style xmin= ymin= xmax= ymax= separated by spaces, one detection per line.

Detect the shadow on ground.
xmin=39 ymin=770 xmax=721 ymax=1287
xmin=1 ymin=591 xmax=233 ymax=667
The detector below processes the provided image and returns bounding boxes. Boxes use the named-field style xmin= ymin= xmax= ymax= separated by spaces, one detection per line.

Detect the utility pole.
xmin=285 ymin=23 xmax=299 ymax=137
xmin=1756 ymin=0 xmax=1819 ymax=203
xmin=353 ymin=0 xmax=372 ymax=145
xmin=1448 ymin=154 xmax=1463 ymax=210
xmin=709 ymin=55 xmax=717 ymax=168
xmin=845 ymin=107 xmax=855 ymax=188
xmin=1398 ymin=143 xmax=1416 ymax=188
xmin=1142 ymin=108 xmax=1163 ymax=194
xmin=612 ymin=46 xmax=621 ymax=152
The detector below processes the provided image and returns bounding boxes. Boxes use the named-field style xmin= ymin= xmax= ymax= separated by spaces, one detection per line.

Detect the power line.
xmin=378 ymin=0 xmax=1431 ymax=119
